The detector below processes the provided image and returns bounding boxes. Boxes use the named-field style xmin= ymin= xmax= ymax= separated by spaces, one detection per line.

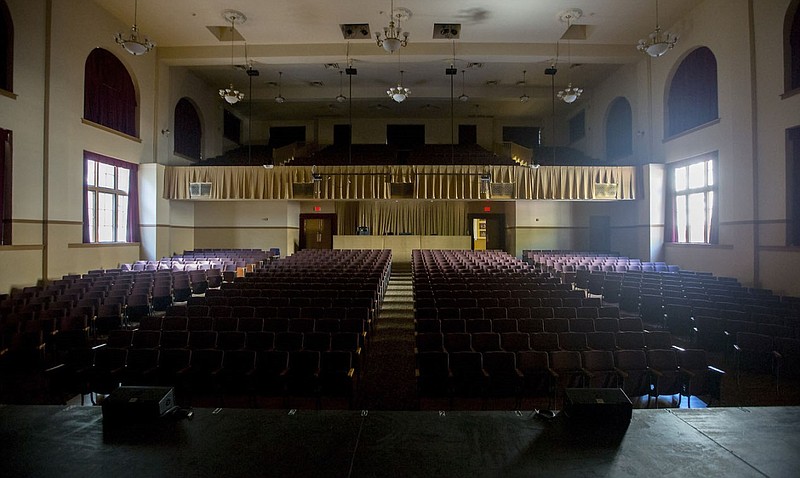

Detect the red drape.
xmin=84 ymin=48 xmax=137 ymax=137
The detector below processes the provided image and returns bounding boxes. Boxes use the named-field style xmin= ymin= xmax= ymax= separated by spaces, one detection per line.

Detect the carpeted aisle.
xmin=358 ymin=262 xmax=418 ymax=410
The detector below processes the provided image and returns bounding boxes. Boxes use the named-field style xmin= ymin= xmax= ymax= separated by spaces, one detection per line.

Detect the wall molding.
xmin=664 ymin=242 xmax=734 ymax=250
xmin=0 ymin=245 xmax=43 ymax=251
xmin=194 ymin=226 xmax=301 ymax=231
xmin=0 ymin=88 xmax=17 ymax=100
xmin=81 ymin=118 xmax=142 ymax=143
xmin=68 ymin=242 xmax=140 ymax=249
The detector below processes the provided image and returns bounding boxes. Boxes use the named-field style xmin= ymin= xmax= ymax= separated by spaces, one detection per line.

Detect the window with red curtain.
xmin=665 ymin=153 xmax=719 ymax=244
xmin=787 ymin=0 xmax=800 ymax=92
xmin=84 ymin=48 xmax=137 ymax=137
xmin=0 ymin=0 xmax=12 ymax=92
xmin=667 ymin=47 xmax=718 ymax=138
xmin=174 ymin=97 xmax=202 ymax=161
xmin=83 ymin=151 xmax=140 ymax=243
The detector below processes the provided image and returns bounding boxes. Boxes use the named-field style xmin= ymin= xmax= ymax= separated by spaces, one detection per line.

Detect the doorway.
xmin=459 ymin=124 xmax=477 ymax=145
xmin=589 ymin=216 xmax=611 ymax=252
xmin=299 ymin=213 xmax=337 ymax=250
xmin=468 ymin=213 xmax=506 ymax=251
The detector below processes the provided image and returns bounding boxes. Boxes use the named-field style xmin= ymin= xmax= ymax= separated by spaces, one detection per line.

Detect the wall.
xmin=753 ymin=0 xmax=800 ymax=296
xmin=43 ymin=0 xmax=157 ymax=278
xmin=0 ymin=0 xmax=47 ymax=291
xmin=192 ymin=201 xmax=299 ymax=257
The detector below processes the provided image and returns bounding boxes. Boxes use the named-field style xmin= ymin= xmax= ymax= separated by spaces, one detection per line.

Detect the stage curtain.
xmin=164 ymin=165 xmax=638 ymax=201
xmin=336 ymin=201 xmax=467 ymax=236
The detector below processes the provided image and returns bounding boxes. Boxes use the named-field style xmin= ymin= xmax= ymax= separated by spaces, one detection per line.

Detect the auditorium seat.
xmin=646 ymin=348 xmax=682 ymax=407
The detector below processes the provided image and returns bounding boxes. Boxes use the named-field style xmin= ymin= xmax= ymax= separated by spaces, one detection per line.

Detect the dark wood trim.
xmin=299 ymin=213 xmax=337 ymax=250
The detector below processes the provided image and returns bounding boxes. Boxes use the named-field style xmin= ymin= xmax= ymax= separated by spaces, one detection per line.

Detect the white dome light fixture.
xmin=114 ymin=0 xmax=155 ymax=55
xmin=375 ymin=0 xmax=410 ymax=53
xmin=275 ymin=71 xmax=286 ymax=104
xmin=218 ymin=10 xmax=246 ymax=105
xmin=637 ymin=0 xmax=678 ymax=58
xmin=336 ymin=70 xmax=347 ymax=103
xmin=557 ymin=10 xmax=583 ymax=104
xmin=387 ymin=70 xmax=410 ymax=103
xmin=519 ymin=70 xmax=530 ymax=103
xmin=458 ymin=70 xmax=469 ymax=102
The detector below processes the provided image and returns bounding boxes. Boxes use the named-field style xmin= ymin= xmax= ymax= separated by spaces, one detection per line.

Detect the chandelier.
xmin=557 ymin=84 xmax=583 ymax=104
xmin=557 ymin=11 xmax=583 ymax=104
xmin=218 ymin=11 xmax=246 ymax=105
xmin=637 ymin=0 xmax=678 ymax=57
xmin=275 ymin=71 xmax=286 ymax=103
xmin=458 ymin=70 xmax=469 ymax=102
xmin=519 ymin=70 xmax=530 ymax=103
xmin=114 ymin=0 xmax=155 ymax=55
xmin=336 ymin=70 xmax=347 ymax=103
xmin=375 ymin=0 xmax=410 ymax=53
xmin=387 ymin=70 xmax=410 ymax=103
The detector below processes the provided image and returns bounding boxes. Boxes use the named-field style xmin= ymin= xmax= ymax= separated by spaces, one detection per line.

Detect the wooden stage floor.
xmin=1 ymin=404 xmax=798 ymax=477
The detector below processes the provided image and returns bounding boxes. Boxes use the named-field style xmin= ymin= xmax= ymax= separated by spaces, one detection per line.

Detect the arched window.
xmin=174 ymin=98 xmax=202 ymax=161
xmin=666 ymin=47 xmax=718 ymax=138
xmin=0 ymin=0 xmax=12 ymax=92
xmin=84 ymin=48 xmax=137 ymax=137
xmin=786 ymin=0 xmax=800 ymax=93
xmin=605 ymin=97 xmax=632 ymax=161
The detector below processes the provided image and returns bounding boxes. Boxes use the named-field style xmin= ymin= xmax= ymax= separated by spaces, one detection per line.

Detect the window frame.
xmin=666 ymin=153 xmax=719 ymax=244
xmin=83 ymin=152 xmax=138 ymax=244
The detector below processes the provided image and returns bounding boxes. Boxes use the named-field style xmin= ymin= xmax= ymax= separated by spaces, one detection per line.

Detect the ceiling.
xmin=96 ymin=0 xmax=698 ymax=122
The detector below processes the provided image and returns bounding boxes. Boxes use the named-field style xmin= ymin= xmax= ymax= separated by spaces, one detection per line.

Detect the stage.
xmin=1 ymin=405 xmax=797 ymax=477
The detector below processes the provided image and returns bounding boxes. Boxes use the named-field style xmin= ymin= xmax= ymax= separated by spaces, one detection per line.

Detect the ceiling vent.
xmin=340 ymin=23 xmax=371 ymax=39
xmin=433 ymin=23 xmax=461 ymax=39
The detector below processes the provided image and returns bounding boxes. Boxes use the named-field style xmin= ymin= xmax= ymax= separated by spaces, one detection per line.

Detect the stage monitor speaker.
xmin=563 ymin=388 xmax=632 ymax=427
xmin=102 ymin=386 xmax=176 ymax=423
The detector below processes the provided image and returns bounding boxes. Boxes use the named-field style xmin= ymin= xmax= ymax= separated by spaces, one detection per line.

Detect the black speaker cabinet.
xmin=563 ymin=388 xmax=632 ymax=427
xmin=102 ymin=386 xmax=176 ymax=423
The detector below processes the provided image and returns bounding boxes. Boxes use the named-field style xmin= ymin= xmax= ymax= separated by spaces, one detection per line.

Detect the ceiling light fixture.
xmin=218 ymin=11 xmax=246 ymax=105
xmin=557 ymin=10 xmax=583 ymax=104
xmin=519 ymin=70 xmax=530 ymax=103
xmin=387 ymin=70 xmax=410 ymax=103
xmin=336 ymin=70 xmax=347 ymax=103
xmin=114 ymin=0 xmax=155 ymax=55
xmin=637 ymin=0 xmax=678 ymax=58
xmin=275 ymin=71 xmax=286 ymax=103
xmin=375 ymin=0 xmax=410 ymax=53
xmin=459 ymin=70 xmax=469 ymax=102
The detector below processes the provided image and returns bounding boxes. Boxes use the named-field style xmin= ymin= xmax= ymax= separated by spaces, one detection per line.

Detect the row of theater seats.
xmin=136 ymin=316 xmax=368 ymax=341
xmin=415 ymin=330 xmax=674 ymax=354
xmin=415 ymin=347 xmax=722 ymax=409
xmin=414 ymin=305 xmax=621 ymax=321
xmin=415 ymin=317 xmax=644 ymax=335
xmin=119 ymin=248 xmax=273 ymax=272
xmin=73 ymin=344 xmax=358 ymax=407
xmin=107 ymin=329 xmax=362 ymax=357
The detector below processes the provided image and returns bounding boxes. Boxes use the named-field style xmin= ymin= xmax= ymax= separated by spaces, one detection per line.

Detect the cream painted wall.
xmin=510 ymin=201 xmax=579 ymax=256
xmin=193 ymin=200 xmax=299 ymax=256
xmin=1 ymin=0 xmax=46 ymax=224
xmin=159 ymin=67 xmax=227 ymax=165
xmin=0 ymin=248 xmax=44 ymax=293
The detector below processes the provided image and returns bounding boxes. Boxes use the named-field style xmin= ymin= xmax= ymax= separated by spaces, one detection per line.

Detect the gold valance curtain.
xmin=336 ymin=201 xmax=467 ymax=236
xmin=163 ymin=165 xmax=638 ymax=200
